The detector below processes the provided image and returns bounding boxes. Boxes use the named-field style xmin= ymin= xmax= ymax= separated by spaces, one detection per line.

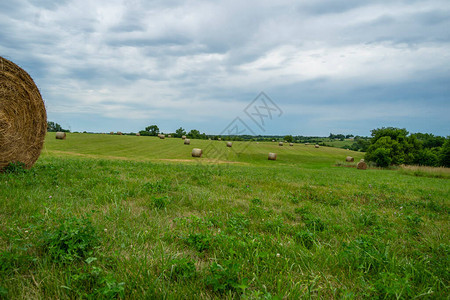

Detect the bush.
xmin=414 ymin=149 xmax=439 ymax=166
xmin=372 ymin=148 xmax=392 ymax=167
xmin=440 ymin=139 xmax=450 ymax=167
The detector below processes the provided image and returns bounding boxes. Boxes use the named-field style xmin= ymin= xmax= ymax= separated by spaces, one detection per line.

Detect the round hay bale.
xmin=315 ymin=144 xmax=320 ymax=148
xmin=136 ymin=133 xmax=140 ymax=136
xmin=168 ymin=134 xmax=172 ymax=138
xmin=159 ymin=134 xmax=165 ymax=139
xmin=218 ymin=138 xmax=222 ymax=141
xmin=184 ymin=139 xmax=191 ymax=145
xmin=357 ymin=160 xmax=368 ymax=170
xmin=55 ymin=132 xmax=66 ymax=140
xmin=346 ymin=156 xmax=354 ymax=162
xmin=182 ymin=135 xmax=186 ymax=140
xmin=272 ymin=140 xmax=275 ymax=142
xmin=226 ymin=141 xmax=232 ymax=147
xmin=279 ymin=142 xmax=283 ymax=146
xmin=192 ymin=148 xmax=202 ymax=157
xmin=0 ymin=56 xmax=47 ymax=170
xmin=289 ymin=143 xmax=294 ymax=146
xmin=117 ymin=131 xmax=122 ymax=135
xmin=268 ymin=152 xmax=277 ymax=160
xmin=305 ymin=142 xmax=310 ymax=145
xmin=110 ymin=131 xmax=114 ymax=135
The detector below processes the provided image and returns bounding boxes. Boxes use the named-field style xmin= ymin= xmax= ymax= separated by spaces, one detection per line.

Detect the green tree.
xmin=371 ymin=148 xmax=392 ymax=167
xmin=414 ymin=149 xmax=439 ymax=166
xmin=175 ymin=127 xmax=186 ymax=138
xmin=187 ymin=129 xmax=201 ymax=139
xmin=284 ymin=135 xmax=293 ymax=143
xmin=47 ymin=121 xmax=69 ymax=132
xmin=144 ymin=125 xmax=159 ymax=136
xmin=439 ymin=139 xmax=450 ymax=167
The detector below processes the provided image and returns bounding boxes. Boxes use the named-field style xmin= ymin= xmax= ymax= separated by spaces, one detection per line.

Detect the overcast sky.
xmin=1 ymin=0 xmax=449 ymax=136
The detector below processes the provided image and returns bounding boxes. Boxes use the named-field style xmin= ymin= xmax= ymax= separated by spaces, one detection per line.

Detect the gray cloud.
xmin=0 ymin=0 xmax=448 ymax=135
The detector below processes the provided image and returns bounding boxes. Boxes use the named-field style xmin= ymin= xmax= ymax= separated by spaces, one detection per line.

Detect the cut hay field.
xmin=1 ymin=133 xmax=448 ymax=299
xmin=42 ymin=133 xmax=364 ymax=167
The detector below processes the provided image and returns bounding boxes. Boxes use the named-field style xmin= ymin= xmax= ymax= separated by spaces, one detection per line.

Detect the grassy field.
xmin=0 ymin=133 xmax=448 ymax=299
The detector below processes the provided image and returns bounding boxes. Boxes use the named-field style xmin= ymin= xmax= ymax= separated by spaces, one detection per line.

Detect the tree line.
xmin=364 ymin=127 xmax=449 ymax=167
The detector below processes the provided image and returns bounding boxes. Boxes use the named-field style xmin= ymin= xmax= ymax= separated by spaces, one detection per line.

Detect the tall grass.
xmin=399 ymin=165 xmax=450 ymax=179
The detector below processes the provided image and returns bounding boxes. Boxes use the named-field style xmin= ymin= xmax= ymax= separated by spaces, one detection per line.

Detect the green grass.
xmin=0 ymin=133 xmax=448 ymax=299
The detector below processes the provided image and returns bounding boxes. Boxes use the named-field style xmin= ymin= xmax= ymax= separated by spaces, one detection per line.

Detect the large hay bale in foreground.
xmin=346 ymin=156 xmax=354 ymax=162
xmin=0 ymin=56 xmax=47 ymax=170
xmin=227 ymin=142 xmax=232 ymax=147
xmin=184 ymin=139 xmax=191 ymax=145
xmin=192 ymin=148 xmax=202 ymax=157
xmin=268 ymin=153 xmax=277 ymax=160
xmin=55 ymin=132 xmax=66 ymax=140
xmin=357 ymin=159 xmax=367 ymax=170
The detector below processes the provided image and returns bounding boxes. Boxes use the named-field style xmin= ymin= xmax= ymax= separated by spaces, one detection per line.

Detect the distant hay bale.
xmin=272 ymin=140 xmax=275 ymax=142
xmin=357 ymin=159 xmax=368 ymax=170
xmin=136 ymin=133 xmax=140 ymax=136
xmin=208 ymin=138 xmax=211 ymax=140
xmin=315 ymin=144 xmax=319 ymax=148
xmin=55 ymin=132 xmax=66 ymax=140
xmin=218 ymin=138 xmax=222 ymax=141
xmin=279 ymin=142 xmax=283 ymax=146
xmin=289 ymin=143 xmax=293 ymax=146
xmin=192 ymin=148 xmax=202 ymax=157
xmin=117 ymin=131 xmax=122 ymax=135
xmin=227 ymin=142 xmax=232 ymax=147
xmin=184 ymin=139 xmax=191 ymax=145
xmin=110 ymin=132 xmax=114 ymax=135
xmin=305 ymin=142 xmax=310 ymax=145
xmin=182 ymin=135 xmax=186 ymax=140
xmin=168 ymin=134 xmax=172 ymax=138
xmin=159 ymin=134 xmax=165 ymax=139
xmin=268 ymin=152 xmax=277 ymax=160
xmin=0 ymin=56 xmax=47 ymax=171
xmin=346 ymin=156 xmax=354 ymax=162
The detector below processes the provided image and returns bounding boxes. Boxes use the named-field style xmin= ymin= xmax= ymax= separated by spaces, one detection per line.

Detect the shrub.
xmin=439 ymin=139 xmax=450 ymax=167
xmin=371 ymin=148 xmax=392 ymax=167
xmin=414 ymin=149 xmax=439 ymax=167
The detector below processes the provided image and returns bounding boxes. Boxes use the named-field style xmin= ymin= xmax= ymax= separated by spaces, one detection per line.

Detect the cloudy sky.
xmin=1 ymin=0 xmax=449 ymax=136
